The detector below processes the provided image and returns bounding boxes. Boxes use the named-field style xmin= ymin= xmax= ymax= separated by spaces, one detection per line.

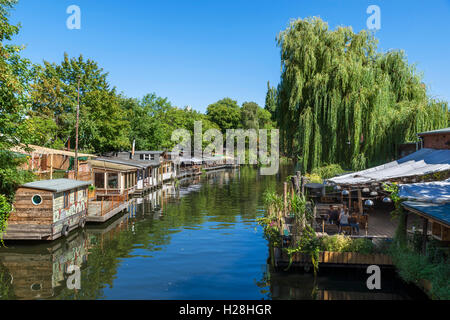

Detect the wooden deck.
xmin=86 ymin=200 xmax=131 ymax=223
xmin=316 ymin=207 xmax=400 ymax=239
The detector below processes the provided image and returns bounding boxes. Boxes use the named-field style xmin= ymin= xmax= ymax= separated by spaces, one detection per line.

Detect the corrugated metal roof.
xmin=418 ymin=127 xmax=450 ymax=136
xmin=95 ymin=157 xmax=157 ymax=168
xmin=328 ymin=148 xmax=450 ymax=185
xmin=402 ymin=201 xmax=450 ymax=227
xmin=134 ymin=151 xmax=164 ymax=154
xmin=399 ymin=180 xmax=450 ymax=203
xmin=89 ymin=159 xmax=138 ymax=171
xmin=21 ymin=179 xmax=91 ymax=193
xmin=11 ymin=144 xmax=94 ymax=158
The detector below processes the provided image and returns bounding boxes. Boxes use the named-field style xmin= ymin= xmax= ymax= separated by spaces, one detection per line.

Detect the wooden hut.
xmin=95 ymin=157 xmax=160 ymax=193
xmin=89 ymin=159 xmax=138 ymax=198
xmin=4 ymin=179 xmax=91 ymax=240
xmin=133 ymin=151 xmax=177 ymax=182
xmin=402 ymin=202 xmax=450 ymax=243
xmin=10 ymin=144 xmax=95 ymax=180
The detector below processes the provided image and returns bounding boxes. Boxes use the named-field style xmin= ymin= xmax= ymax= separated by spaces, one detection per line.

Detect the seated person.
xmin=328 ymin=206 xmax=340 ymax=225
xmin=326 ymin=205 xmax=334 ymax=222
xmin=348 ymin=216 xmax=360 ymax=234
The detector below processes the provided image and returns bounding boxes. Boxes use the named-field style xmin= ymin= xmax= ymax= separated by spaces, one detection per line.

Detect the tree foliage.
xmin=275 ymin=17 xmax=449 ymax=172
xmin=29 ymin=53 xmax=130 ymax=153
xmin=206 ymin=98 xmax=241 ymax=133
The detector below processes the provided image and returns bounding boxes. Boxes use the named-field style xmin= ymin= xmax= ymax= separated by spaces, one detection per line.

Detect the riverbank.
xmin=0 ymin=165 xmax=426 ymax=299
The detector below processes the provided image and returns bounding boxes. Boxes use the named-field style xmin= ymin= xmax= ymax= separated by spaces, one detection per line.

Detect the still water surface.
xmin=0 ymin=165 xmax=425 ymax=300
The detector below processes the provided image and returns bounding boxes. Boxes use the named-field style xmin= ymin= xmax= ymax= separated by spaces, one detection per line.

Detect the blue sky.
xmin=10 ymin=0 xmax=450 ymax=113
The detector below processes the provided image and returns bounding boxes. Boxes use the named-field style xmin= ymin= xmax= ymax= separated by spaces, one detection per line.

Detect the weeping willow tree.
xmin=275 ymin=17 xmax=448 ymax=172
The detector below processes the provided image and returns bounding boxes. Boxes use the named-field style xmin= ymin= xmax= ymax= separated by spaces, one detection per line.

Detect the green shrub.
xmin=347 ymin=238 xmax=375 ymax=254
xmin=0 ymin=194 xmax=12 ymax=240
xmin=320 ymin=234 xmax=352 ymax=252
xmin=389 ymin=245 xmax=450 ymax=299
xmin=304 ymin=173 xmax=322 ymax=183
xmin=319 ymin=235 xmax=375 ymax=254
xmin=311 ymin=164 xmax=346 ymax=180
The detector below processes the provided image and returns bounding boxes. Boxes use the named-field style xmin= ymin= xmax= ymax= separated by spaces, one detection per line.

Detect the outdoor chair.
xmin=358 ymin=215 xmax=368 ymax=229
xmin=340 ymin=225 xmax=352 ymax=235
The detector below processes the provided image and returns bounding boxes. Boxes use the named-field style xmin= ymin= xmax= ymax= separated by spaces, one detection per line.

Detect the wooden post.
xmin=283 ymin=182 xmax=287 ymax=217
xmin=357 ymin=189 xmax=362 ymax=214
xmin=50 ymin=153 xmax=53 ymax=180
xmin=101 ymin=198 xmax=103 ymax=216
xmin=422 ymin=217 xmax=429 ymax=254
xmin=301 ymin=176 xmax=305 ymax=194
xmin=348 ymin=190 xmax=351 ymax=211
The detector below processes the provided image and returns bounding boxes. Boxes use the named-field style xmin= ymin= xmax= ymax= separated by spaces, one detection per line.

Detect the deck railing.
xmin=98 ymin=190 xmax=129 ymax=216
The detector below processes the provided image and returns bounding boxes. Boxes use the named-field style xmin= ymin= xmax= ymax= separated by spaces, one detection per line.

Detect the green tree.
xmin=0 ymin=0 xmax=35 ymax=237
xmin=257 ymin=108 xmax=273 ymax=130
xmin=264 ymin=81 xmax=277 ymax=121
xmin=241 ymin=101 xmax=260 ymax=129
xmin=276 ymin=17 xmax=448 ymax=172
xmin=124 ymin=93 xmax=220 ymax=151
xmin=206 ymin=98 xmax=241 ymax=133
xmin=30 ymin=53 xmax=130 ymax=153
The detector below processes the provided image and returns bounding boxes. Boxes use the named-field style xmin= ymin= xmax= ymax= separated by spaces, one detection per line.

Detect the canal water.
xmin=0 ymin=165 xmax=426 ymax=300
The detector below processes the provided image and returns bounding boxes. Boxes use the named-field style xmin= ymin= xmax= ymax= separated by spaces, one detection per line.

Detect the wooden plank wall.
xmin=10 ymin=188 xmax=53 ymax=225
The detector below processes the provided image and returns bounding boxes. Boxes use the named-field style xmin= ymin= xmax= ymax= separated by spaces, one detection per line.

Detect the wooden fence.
xmin=275 ymin=249 xmax=393 ymax=266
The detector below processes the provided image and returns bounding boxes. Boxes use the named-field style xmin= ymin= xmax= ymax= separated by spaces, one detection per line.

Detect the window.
xmin=140 ymin=154 xmax=144 ymax=160
xmin=108 ymin=173 xmax=119 ymax=189
xmin=32 ymin=194 xmax=42 ymax=206
xmin=95 ymin=172 xmax=104 ymax=188
xmin=63 ymin=192 xmax=69 ymax=208
xmin=74 ymin=189 xmax=78 ymax=203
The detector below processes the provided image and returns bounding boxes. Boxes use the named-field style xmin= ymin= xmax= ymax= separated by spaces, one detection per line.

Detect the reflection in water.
xmin=0 ymin=165 xmax=424 ymax=300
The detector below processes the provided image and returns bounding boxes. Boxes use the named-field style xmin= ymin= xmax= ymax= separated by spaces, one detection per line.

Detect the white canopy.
xmin=328 ymin=148 xmax=450 ymax=185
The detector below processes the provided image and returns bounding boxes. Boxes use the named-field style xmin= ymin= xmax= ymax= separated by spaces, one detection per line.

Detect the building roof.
xmin=89 ymin=159 xmax=138 ymax=172
xmin=95 ymin=157 xmax=159 ymax=168
xmin=21 ymin=179 xmax=91 ymax=193
xmin=402 ymin=201 xmax=450 ymax=227
xmin=133 ymin=151 xmax=164 ymax=154
xmin=11 ymin=144 xmax=94 ymax=158
xmin=399 ymin=179 xmax=450 ymax=204
xmin=327 ymin=148 xmax=450 ymax=185
xmin=418 ymin=127 xmax=450 ymax=136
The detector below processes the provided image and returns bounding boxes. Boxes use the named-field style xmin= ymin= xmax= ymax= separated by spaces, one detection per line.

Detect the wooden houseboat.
xmin=3 ymin=179 xmax=91 ymax=240
xmin=88 ymin=159 xmax=138 ymax=198
xmin=101 ymin=154 xmax=161 ymax=190
xmin=133 ymin=151 xmax=178 ymax=182
xmin=10 ymin=144 xmax=95 ymax=180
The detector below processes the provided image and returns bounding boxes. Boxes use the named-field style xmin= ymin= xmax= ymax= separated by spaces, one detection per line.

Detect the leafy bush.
xmin=0 ymin=194 xmax=12 ymax=240
xmin=304 ymin=173 xmax=322 ymax=183
xmin=389 ymin=244 xmax=450 ymax=300
xmin=320 ymin=234 xmax=352 ymax=252
xmin=347 ymin=238 xmax=375 ymax=254
xmin=311 ymin=164 xmax=346 ymax=180
xmin=319 ymin=235 xmax=375 ymax=254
